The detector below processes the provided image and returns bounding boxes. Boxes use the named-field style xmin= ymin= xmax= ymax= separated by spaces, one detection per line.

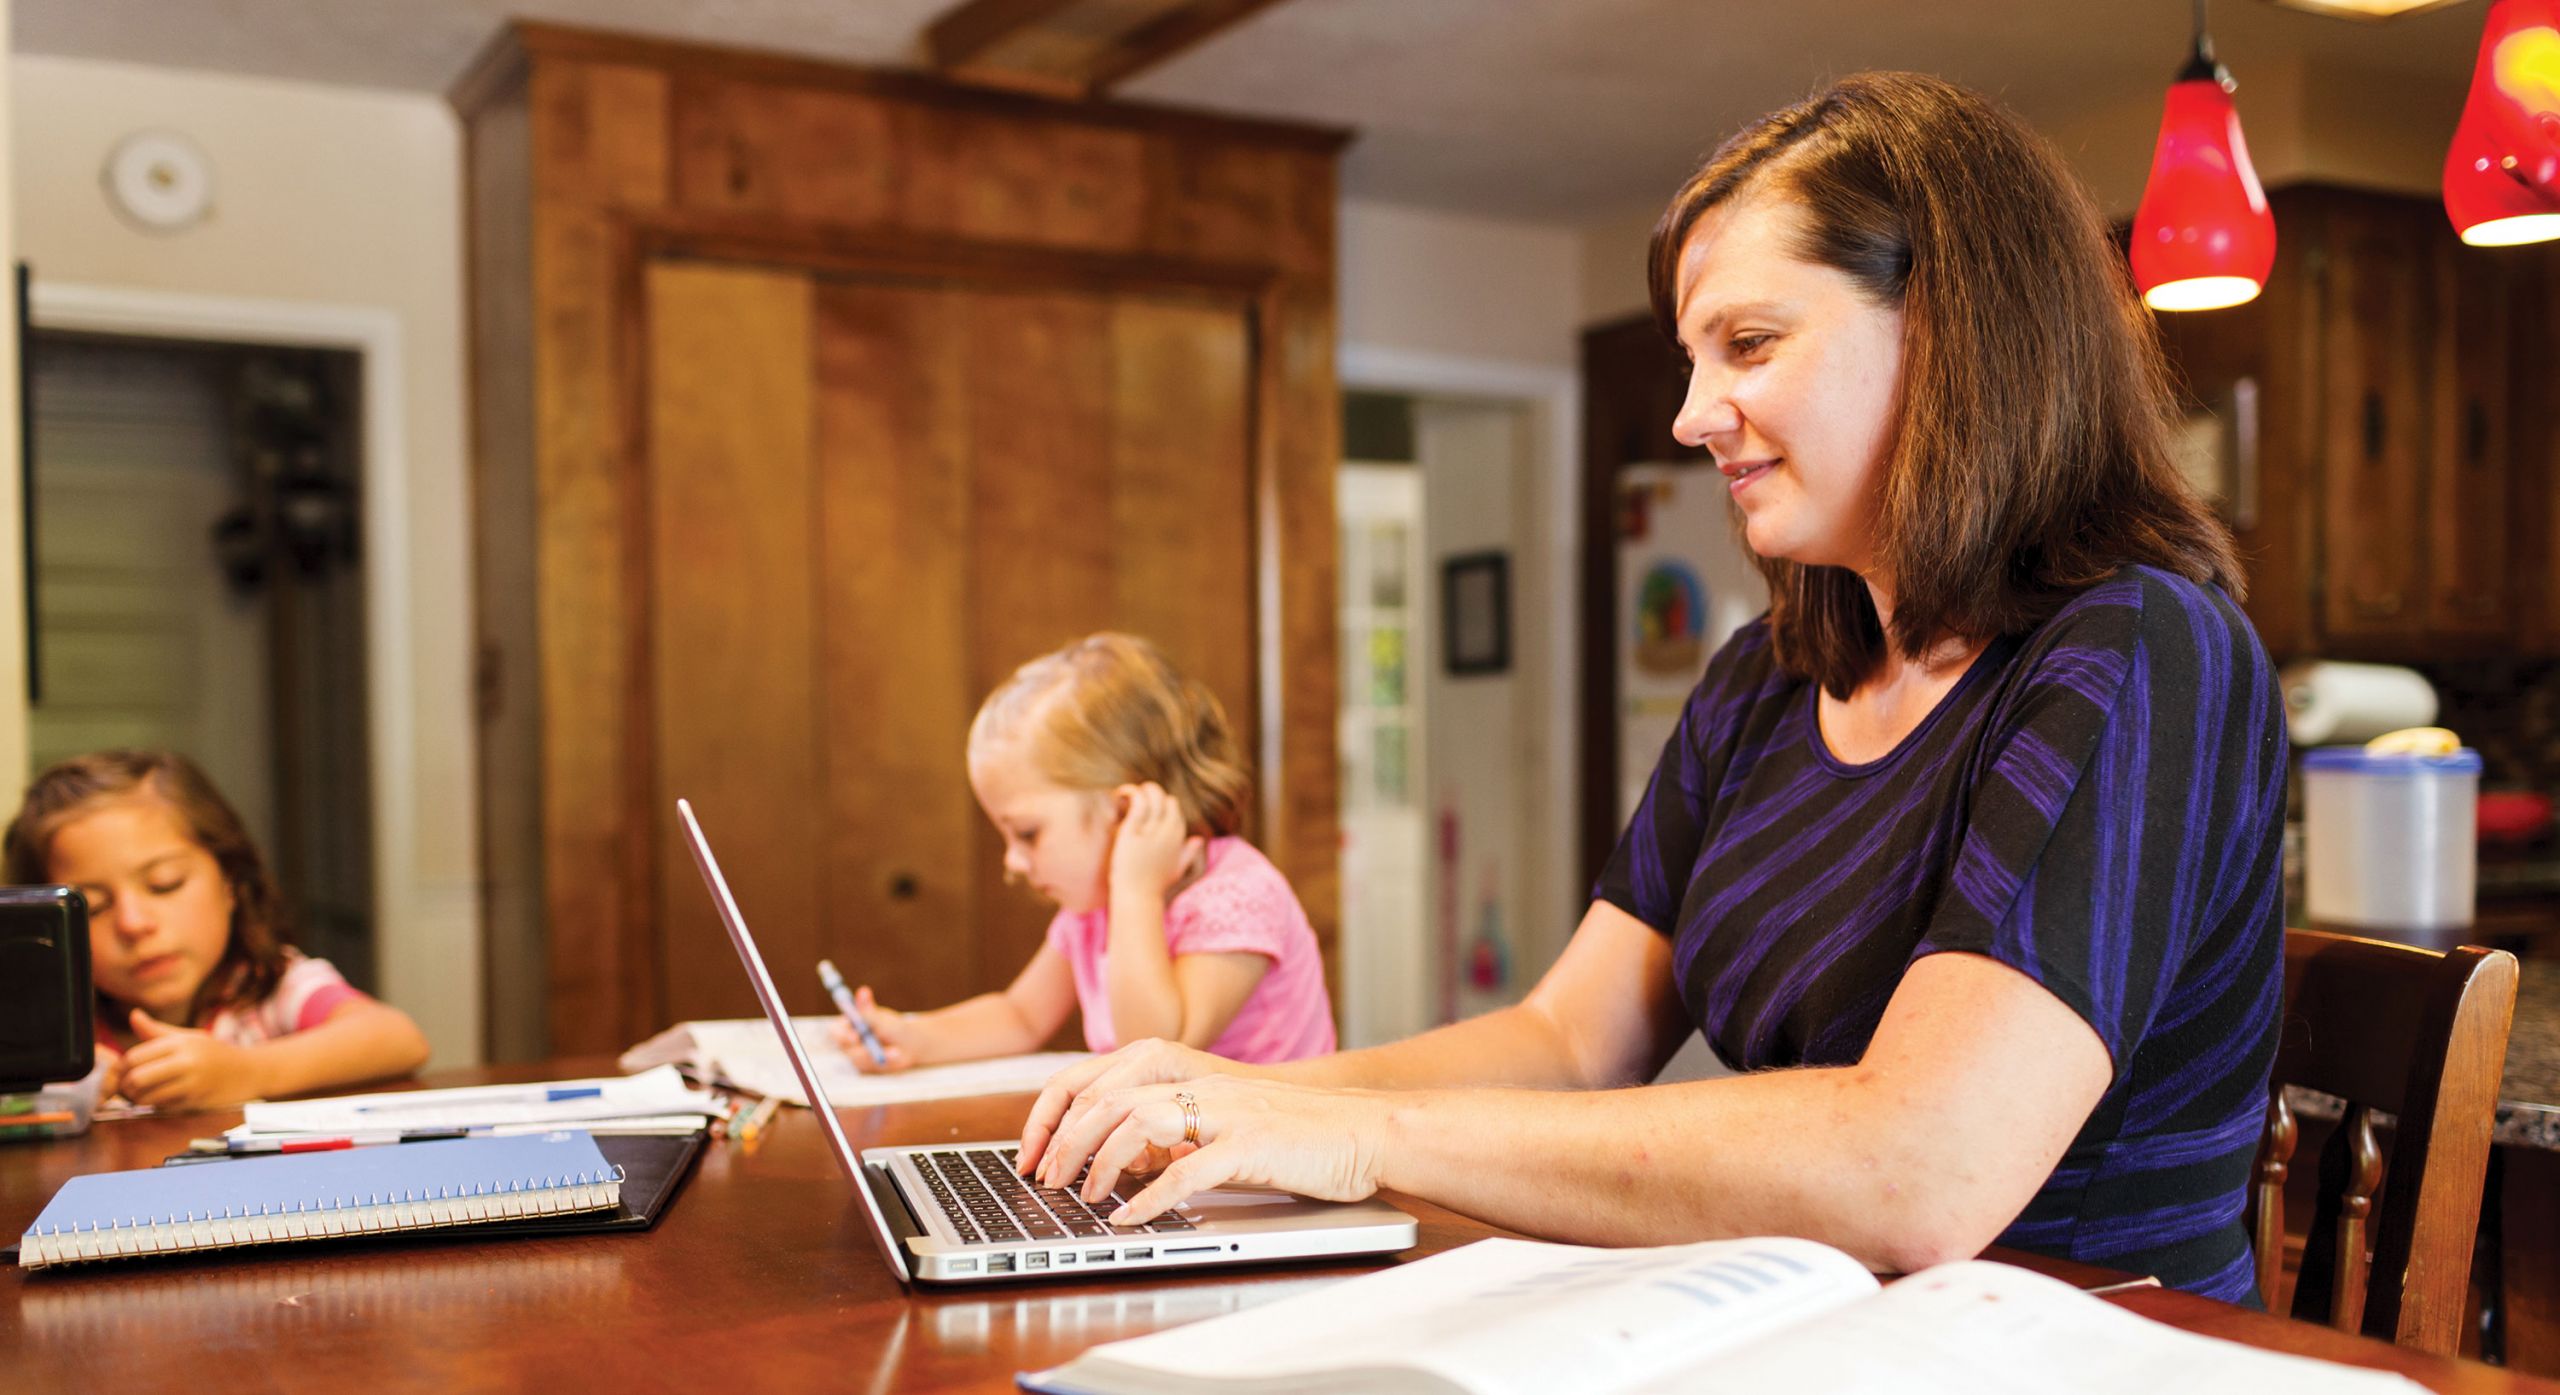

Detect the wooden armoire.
xmin=452 ymin=24 xmax=1347 ymax=1059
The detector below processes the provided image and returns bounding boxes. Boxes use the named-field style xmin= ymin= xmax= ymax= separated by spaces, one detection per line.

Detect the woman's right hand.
xmin=1015 ymin=1037 xmax=1226 ymax=1180
xmin=829 ymin=986 xmax=919 ymax=1074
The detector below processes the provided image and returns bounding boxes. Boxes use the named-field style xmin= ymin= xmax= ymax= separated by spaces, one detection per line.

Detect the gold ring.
xmin=1173 ymin=1090 xmax=1200 ymax=1145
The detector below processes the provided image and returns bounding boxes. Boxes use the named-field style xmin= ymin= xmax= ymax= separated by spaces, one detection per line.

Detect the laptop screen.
xmin=676 ymin=798 xmax=914 ymax=1283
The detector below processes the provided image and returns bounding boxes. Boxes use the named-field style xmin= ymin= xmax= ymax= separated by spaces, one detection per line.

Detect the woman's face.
xmin=1669 ymin=188 xmax=1906 ymax=578
xmin=48 ymin=793 xmax=237 ymax=1025
xmin=969 ymin=742 xmax=1117 ymax=915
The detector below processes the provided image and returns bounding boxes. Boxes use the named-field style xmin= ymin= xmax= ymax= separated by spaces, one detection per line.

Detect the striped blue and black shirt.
xmin=1596 ymin=565 xmax=2287 ymax=1302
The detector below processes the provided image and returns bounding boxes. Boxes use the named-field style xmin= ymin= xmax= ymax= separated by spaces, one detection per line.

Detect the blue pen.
xmin=355 ymin=1086 xmax=604 ymax=1115
xmin=818 ymin=958 xmax=889 ymax=1067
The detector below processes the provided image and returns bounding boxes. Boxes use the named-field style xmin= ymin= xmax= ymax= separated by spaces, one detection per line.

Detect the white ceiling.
xmin=12 ymin=0 xmax=2491 ymax=223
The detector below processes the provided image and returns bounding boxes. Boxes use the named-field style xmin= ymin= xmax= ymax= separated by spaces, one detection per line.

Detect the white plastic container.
xmin=2300 ymin=746 xmax=2480 ymax=947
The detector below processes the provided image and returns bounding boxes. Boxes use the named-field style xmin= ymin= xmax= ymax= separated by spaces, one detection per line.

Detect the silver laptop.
xmin=676 ymin=798 xmax=1417 ymax=1285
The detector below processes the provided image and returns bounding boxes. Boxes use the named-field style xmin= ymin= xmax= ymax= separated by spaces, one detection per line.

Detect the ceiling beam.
xmin=1081 ymin=0 xmax=1294 ymax=93
xmin=923 ymin=0 xmax=1087 ymax=74
xmin=923 ymin=0 xmax=1296 ymax=98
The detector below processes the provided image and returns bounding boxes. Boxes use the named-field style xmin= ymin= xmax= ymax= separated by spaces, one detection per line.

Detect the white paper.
xmin=620 ymin=1016 xmax=1085 ymax=1108
xmin=237 ymin=1065 xmax=719 ymax=1136
xmin=1656 ymin=1260 xmax=2427 ymax=1395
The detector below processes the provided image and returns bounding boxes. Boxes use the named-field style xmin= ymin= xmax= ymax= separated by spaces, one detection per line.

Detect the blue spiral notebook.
xmin=16 ymin=1130 xmax=621 ymax=1270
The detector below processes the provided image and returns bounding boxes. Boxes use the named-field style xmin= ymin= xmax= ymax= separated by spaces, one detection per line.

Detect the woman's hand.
xmin=1045 ymin=1073 xmax=1390 ymax=1225
xmin=827 ymin=986 xmax=919 ymax=1074
xmin=118 ymin=1009 xmax=265 ymax=1109
xmin=1108 ymin=782 xmax=1203 ymax=901
xmin=1017 ymin=1037 xmax=1224 ymax=1179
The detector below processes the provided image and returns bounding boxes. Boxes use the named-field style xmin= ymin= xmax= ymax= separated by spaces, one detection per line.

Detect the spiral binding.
xmin=18 ymin=1164 xmax=626 ymax=1269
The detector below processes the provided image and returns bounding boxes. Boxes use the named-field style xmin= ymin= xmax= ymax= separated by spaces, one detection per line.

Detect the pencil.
xmin=737 ymin=1095 xmax=782 ymax=1147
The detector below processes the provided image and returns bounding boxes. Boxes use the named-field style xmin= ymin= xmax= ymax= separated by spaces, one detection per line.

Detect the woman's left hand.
xmin=119 ymin=1009 xmax=263 ymax=1109
xmin=1045 ymin=1073 xmax=1390 ymax=1226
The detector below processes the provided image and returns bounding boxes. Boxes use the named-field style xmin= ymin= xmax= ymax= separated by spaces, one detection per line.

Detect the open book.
xmin=618 ymin=1017 xmax=1086 ymax=1108
xmin=1022 ymin=1236 xmax=2425 ymax=1395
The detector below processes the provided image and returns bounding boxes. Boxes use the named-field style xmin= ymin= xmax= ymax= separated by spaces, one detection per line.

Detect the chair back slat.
xmin=2251 ymin=1091 xmax=2296 ymax=1306
xmin=2260 ymin=929 xmax=2518 ymax=1355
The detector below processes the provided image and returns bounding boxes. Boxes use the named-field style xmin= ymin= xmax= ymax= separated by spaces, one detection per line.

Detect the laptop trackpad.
xmin=1185 ymin=1186 xmax=1329 ymax=1219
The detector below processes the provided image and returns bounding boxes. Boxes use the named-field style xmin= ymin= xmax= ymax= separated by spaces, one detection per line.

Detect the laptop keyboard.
xmin=913 ymin=1147 xmax=1198 ymax=1245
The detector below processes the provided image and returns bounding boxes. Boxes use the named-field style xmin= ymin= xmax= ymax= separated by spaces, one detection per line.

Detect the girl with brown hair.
xmin=5 ymin=750 xmax=429 ymax=1108
xmin=1013 ymin=73 xmax=2287 ymax=1303
xmin=829 ymin=633 xmax=1335 ymax=1071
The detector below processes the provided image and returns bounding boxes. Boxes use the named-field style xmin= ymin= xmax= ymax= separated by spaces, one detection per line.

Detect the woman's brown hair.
xmin=970 ymin=633 xmax=1252 ymax=838
xmin=4 ymin=750 xmax=293 ymax=1028
xmin=1648 ymin=71 xmax=2244 ymax=698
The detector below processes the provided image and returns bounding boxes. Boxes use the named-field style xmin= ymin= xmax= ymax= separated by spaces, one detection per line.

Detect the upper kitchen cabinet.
xmin=452 ymin=24 xmax=1349 ymax=1059
xmin=2150 ymin=185 xmax=2555 ymax=662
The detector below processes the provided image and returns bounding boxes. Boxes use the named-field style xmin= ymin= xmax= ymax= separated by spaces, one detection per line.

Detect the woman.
xmin=1015 ymin=71 xmax=2287 ymax=1303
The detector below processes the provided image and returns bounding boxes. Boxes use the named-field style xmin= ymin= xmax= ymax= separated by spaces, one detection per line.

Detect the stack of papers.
xmin=227 ymin=1065 xmax=720 ymax=1142
xmin=620 ymin=1017 xmax=1085 ymax=1108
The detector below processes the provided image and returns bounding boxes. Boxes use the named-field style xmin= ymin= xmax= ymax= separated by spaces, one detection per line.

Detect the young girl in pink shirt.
xmin=833 ymin=633 xmax=1335 ymax=1070
xmin=4 ymin=750 xmax=429 ymax=1108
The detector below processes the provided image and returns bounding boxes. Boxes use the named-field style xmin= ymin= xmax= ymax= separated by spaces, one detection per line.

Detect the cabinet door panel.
xmin=2319 ymin=211 xmax=2429 ymax=641
xmin=813 ymin=282 xmax=982 ymax=1014
xmin=2426 ymin=243 xmax=2512 ymax=637
xmin=646 ymin=261 xmax=826 ymax=1023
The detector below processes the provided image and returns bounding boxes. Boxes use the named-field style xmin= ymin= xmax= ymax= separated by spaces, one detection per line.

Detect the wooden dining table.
xmin=3 ymin=1056 xmax=2555 ymax=1393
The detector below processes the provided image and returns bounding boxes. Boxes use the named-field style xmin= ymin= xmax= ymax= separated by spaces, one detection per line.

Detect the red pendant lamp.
xmin=2442 ymin=0 xmax=2560 ymax=246
xmin=2132 ymin=0 xmax=2278 ymax=312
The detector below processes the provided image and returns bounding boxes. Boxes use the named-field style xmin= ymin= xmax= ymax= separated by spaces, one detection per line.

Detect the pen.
xmin=188 ymin=1128 xmax=474 ymax=1155
xmin=818 ymin=958 xmax=889 ymax=1067
xmin=354 ymin=1085 xmax=604 ymax=1115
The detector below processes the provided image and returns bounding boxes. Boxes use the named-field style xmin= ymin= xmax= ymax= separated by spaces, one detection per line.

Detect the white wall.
xmin=0 ymin=4 xmax=22 ymax=791
xmin=9 ymin=54 xmax=480 ymax=1066
xmin=1341 ymin=201 xmax=1582 ymax=369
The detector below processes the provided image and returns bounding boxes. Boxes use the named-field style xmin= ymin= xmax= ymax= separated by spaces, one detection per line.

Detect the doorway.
xmin=1336 ymin=383 xmax=1562 ymax=1047
xmin=25 ymin=330 xmax=376 ymax=985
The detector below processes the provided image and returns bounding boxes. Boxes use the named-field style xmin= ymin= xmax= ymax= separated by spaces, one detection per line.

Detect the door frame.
xmin=1338 ymin=343 xmax=1581 ymax=969
xmin=24 ymin=279 xmax=479 ymax=1062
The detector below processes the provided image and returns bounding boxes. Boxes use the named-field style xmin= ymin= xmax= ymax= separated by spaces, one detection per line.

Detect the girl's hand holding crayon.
xmin=829 ymin=986 xmax=921 ymax=1074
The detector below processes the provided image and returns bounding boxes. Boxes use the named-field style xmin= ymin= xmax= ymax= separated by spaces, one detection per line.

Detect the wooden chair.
xmin=2251 ymin=928 xmax=2519 ymax=1354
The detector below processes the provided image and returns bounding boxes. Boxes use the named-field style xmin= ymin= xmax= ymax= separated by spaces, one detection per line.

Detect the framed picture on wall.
xmin=1441 ymin=551 xmax=1510 ymax=677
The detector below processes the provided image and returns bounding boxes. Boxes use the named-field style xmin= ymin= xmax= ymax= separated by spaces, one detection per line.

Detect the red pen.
xmin=189 ymin=1128 xmax=473 ymax=1156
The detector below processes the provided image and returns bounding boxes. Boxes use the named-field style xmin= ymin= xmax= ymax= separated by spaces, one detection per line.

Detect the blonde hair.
xmin=969 ymin=633 xmax=1251 ymax=838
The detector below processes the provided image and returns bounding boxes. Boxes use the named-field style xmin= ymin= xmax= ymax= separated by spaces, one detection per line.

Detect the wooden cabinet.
xmin=453 ymin=24 xmax=1347 ymax=1058
xmin=2153 ymin=186 xmax=2555 ymax=662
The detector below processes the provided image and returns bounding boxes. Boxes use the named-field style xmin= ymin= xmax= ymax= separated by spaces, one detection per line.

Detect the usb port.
xmin=949 ymin=1258 xmax=978 ymax=1274
xmin=988 ymin=1254 xmax=1017 ymax=1273
xmin=1085 ymin=1250 xmax=1114 ymax=1263
xmin=1054 ymin=1253 xmax=1077 ymax=1266
xmin=1123 ymin=1246 xmax=1153 ymax=1261
xmin=1025 ymin=1252 xmax=1050 ymax=1270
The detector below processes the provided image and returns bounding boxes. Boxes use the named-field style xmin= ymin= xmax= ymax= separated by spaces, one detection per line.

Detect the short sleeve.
xmin=272 ymin=955 xmax=367 ymax=1034
xmin=1164 ymin=847 xmax=1308 ymax=962
xmin=1593 ymin=621 xmax=1780 ymax=934
xmin=1916 ymin=575 xmax=2287 ymax=1074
